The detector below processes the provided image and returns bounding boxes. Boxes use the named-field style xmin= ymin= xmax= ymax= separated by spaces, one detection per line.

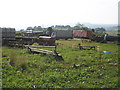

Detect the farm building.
xmin=0 ymin=27 xmax=16 ymax=40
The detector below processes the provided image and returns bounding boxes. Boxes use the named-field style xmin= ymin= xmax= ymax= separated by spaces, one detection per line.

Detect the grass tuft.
xmin=9 ymin=52 xmax=28 ymax=70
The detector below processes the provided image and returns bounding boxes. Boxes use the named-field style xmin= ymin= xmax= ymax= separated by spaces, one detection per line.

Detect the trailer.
xmin=73 ymin=30 xmax=93 ymax=38
xmin=51 ymin=30 xmax=73 ymax=39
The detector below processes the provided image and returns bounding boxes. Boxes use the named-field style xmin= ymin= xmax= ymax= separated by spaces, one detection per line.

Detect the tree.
xmin=37 ymin=26 xmax=42 ymax=30
xmin=81 ymin=27 xmax=88 ymax=30
xmin=27 ymin=27 xmax=33 ymax=30
xmin=64 ymin=25 xmax=71 ymax=29
xmin=91 ymin=29 xmax=95 ymax=32
xmin=51 ymin=25 xmax=54 ymax=28
xmin=73 ymin=26 xmax=80 ymax=30
xmin=94 ymin=27 xmax=106 ymax=36
xmin=20 ymin=29 xmax=24 ymax=32
xmin=47 ymin=27 xmax=53 ymax=36
xmin=33 ymin=26 xmax=37 ymax=30
xmin=73 ymin=23 xmax=88 ymax=30
xmin=33 ymin=26 xmax=42 ymax=31
xmin=76 ymin=23 xmax=84 ymax=28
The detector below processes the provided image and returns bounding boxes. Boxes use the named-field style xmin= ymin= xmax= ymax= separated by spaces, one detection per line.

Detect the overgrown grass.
xmin=9 ymin=52 xmax=28 ymax=69
xmin=2 ymin=39 xmax=119 ymax=88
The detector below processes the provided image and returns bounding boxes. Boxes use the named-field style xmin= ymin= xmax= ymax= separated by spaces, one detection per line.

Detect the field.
xmin=106 ymin=30 xmax=119 ymax=36
xmin=2 ymin=39 xmax=119 ymax=88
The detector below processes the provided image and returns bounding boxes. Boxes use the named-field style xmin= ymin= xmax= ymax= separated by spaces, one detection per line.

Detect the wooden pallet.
xmin=27 ymin=45 xmax=64 ymax=61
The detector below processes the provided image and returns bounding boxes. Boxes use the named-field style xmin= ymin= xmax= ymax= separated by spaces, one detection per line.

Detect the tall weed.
xmin=9 ymin=52 xmax=28 ymax=70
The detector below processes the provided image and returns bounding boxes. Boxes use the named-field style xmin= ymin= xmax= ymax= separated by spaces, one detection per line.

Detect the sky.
xmin=0 ymin=0 xmax=119 ymax=30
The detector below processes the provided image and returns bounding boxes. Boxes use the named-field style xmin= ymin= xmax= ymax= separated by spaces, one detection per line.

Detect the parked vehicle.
xmin=51 ymin=30 xmax=93 ymax=39
xmin=73 ymin=30 xmax=93 ymax=38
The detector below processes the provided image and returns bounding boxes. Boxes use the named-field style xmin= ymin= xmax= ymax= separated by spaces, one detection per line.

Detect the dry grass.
xmin=9 ymin=52 xmax=28 ymax=69
xmin=32 ymin=43 xmax=39 ymax=45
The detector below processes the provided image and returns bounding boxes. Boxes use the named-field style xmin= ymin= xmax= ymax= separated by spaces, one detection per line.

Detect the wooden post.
xmin=78 ymin=43 xmax=83 ymax=50
xmin=55 ymin=44 xmax=57 ymax=52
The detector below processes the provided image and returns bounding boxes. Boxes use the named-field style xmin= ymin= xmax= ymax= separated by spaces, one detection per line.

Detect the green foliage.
xmin=47 ymin=27 xmax=53 ymax=36
xmin=2 ymin=39 xmax=119 ymax=88
xmin=94 ymin=27 xmax=106 ymax=36
xmin=73 ymin=23 xmax=88 ymax=30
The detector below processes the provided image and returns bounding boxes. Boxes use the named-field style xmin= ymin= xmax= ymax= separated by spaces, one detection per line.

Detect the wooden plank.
xmin=81 ymin=46 xmax=96 ymax=48
xmin=25 ymin=45 xmax=55 ymax=48
xmin=30 ymin=47 xmax=53 ymax=52
xmin=31 ymin=50 xmax=53 ymax=54
xmin=29 ymin=47 xmax=55 ymax=55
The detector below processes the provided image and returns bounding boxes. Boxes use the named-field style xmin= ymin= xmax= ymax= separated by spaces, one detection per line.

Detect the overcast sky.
xmin=0 ymin=0 xmax=119 ymax=30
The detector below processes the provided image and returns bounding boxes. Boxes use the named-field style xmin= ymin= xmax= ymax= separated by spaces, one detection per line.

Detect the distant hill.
xmin=82 ymin=23 xmax=118 ymax=31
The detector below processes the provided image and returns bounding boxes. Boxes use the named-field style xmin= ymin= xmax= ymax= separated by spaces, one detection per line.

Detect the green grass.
xmin=2 ymin=39 xmax=119 ymax=88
